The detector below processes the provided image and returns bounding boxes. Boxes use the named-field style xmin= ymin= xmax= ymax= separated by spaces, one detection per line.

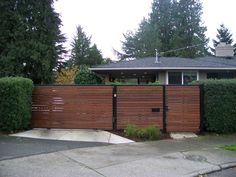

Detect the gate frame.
xmin=111 ymin=84 xmax=203 ymax=133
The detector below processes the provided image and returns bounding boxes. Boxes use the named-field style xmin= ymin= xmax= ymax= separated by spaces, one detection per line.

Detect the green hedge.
xmin=193 ymin=79 xmax=236 ymax=133
xmin=0 ymin=77 xmax=33 ymax=132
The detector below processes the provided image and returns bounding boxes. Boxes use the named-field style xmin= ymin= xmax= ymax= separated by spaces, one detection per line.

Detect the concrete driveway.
xmin=0 ymin=134 xmax=236 ymax=177
xmin=10 ymin=128 xmax=134 ymax=144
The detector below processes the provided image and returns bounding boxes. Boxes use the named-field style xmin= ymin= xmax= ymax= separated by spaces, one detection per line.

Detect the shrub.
xmin=124 ymin=124 xmax=161 ymax=140
xmin=223 ymin=144 xmax=236 ymax=151
xmin=106 ymin=79 xmax=135 ymax=85
xmin=145 ymin=125 xmax=161 ymax=140
xmin=0 ymin=77 xmax=33 ymax=132
xmin=74 ymin=65 xmax=103 ymax=85
xmin=124 ymin=124 xmax=138 ymax=137
xmin=55 ymin=65 xmax=78 ymax=84
xmin=192 ymin=79 xmax=236 ymax=133
xmin=148 ymin=81 xmax=160 ymax=85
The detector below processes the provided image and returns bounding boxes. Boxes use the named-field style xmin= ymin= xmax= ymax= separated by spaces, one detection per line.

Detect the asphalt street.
xmin=0 ymin=135 xmax=110 ymax=161
xmin=1 ymin=134 xmax=236 ymax=177
xmin=204 ymin=167 xmax=236 ymax=177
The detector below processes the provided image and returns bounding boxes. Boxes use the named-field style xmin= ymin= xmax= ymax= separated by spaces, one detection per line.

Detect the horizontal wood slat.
xmin=166 ymin=86 xmax=200 ymax=132
xmin=31 ymin=85 xmax=200 ymax=133
xmin=31 ymin=86 xmax=113 ymax=130
xmin=116 ymin=86 xmax=163 ymax=129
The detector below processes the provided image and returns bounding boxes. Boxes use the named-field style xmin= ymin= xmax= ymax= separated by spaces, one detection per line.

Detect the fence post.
xmin=199 ymin=84 xmax=204 ymax=133
xmin=162 ymin=85 xmax=167 ymax=133
xmin=112 ymin=86 xmax=117 ymax=130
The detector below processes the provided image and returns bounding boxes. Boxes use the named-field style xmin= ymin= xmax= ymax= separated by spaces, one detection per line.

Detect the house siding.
xmin=158 ymin=71 xmax=167 ymax=84
xmin=199 ymin=71 xmax=207 ymax=80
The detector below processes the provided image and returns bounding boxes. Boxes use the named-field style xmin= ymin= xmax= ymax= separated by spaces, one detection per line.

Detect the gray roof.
xmin=91 ymin=56 xmax=236 ymax=70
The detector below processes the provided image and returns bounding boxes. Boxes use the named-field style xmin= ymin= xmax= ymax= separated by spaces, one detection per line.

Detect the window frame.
xmin=166 ymin=71 xmax=199 ymax=85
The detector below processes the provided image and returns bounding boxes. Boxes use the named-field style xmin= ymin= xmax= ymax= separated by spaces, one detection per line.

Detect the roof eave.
xmin=90 ymin=67 xmax=236 ymax=71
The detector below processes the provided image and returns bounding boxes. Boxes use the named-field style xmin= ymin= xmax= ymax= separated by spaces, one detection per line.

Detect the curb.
xmin=186 ymin=162 xmax=236 ymax=177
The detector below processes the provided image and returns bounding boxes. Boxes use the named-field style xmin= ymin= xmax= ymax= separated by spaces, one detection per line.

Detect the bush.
xmin=0 ymin=77 xmax=33 ymax=132
xmin=74 ymin=65 xmax=103 ymax=85
xmin=145 ymin=125 xmax=161 ymax=140
xmin=148 ymin=81 xmax=160 ymax=85
xmin=55 ymin=65 xmax=78 ymax=84
xmin=223 ymin=144 xmax=236 ymax=151
xmin=124 ymin=124 xmax=138 ymax=137
xmin=124 ymin=124 xmax=161 ymax=140
xmin=192 ymin=79 xmax=236 ymax=133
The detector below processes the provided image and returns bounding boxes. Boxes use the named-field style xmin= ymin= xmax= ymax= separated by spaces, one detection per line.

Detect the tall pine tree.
xmin=0 ymin=0 xmax=66 ymax=84
xmin=121 ymin=0 xmax=208 ymax=60
xmin=121 ymin=19 xmax=156 ymax=59
xmin=69 ymin=25 xmax=103 ymax=66
xmin=171 ymin=0 xmax=208 ymax=58
xmin=212 ymin=24 xmax=235 ymax=55
xmin=150 ymin=0 xmax=173 ymax=55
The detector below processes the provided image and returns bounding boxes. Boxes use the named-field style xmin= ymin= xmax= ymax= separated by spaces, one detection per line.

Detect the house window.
xmin=168 ymin=72 xmax=182 ymax=85
xmin=168 ymin=71 xmax=198 ymax=85
xmin=183 ymin=72 xmax=197 ymax=85
xmin=207 ymin=72 xmax=236 ymax=79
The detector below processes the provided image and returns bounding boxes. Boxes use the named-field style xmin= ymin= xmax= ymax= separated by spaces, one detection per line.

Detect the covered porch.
xmin=93 ymin=69 xmax=236 ymax=85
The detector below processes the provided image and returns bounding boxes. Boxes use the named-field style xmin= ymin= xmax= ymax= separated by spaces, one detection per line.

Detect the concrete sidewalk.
xmin=0 ymin=134 xmax=236 ymax=177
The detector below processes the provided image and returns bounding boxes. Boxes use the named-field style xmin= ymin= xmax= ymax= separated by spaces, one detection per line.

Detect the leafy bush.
xmin=124 ymin=124 xmax=138 ymax=137
xmin=223 ymin=144 xmax=236 ymax=151
xmin=148 ymin=81 xmax=160 ymax=85
xmin=0 ymin=77 xmax=33 ymax=132
xmin=106 ymin=81 xmax=125 ymax=85
xmin=55 ymin=65 xmax=78 ymax=84
xmin=74 ymin=65 xmax=103 ymax=85
xmin=124 ymin=124 xmax=161 ymax=140
xmin=106 ymin=79 xmax=135 ymax=85
xmin=145 ymin=125 xmax=161 ymax=140
xmin=192 ymin=79 xmax=236 ymax=133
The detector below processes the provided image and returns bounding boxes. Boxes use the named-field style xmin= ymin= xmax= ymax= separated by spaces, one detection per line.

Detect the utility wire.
xmin=158 ymin=43 xmax=205 ymax=56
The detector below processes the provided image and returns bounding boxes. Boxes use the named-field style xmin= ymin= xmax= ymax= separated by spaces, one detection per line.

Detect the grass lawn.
xmin=223 ymin=144 xmax=236 ymax=151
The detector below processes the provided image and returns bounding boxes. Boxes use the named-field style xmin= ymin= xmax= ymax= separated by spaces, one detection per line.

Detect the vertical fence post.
xmin=162 ymin=85 xmax=167 ymax=133
xmin=112 ymin=86 xmax=117 ymax=130
xmin=199 ymin=84 xmax=204 ymax=133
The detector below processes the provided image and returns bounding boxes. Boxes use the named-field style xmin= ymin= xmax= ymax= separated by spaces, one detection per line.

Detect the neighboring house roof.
xmin=91 ymin=56 xmax=236 ymax=70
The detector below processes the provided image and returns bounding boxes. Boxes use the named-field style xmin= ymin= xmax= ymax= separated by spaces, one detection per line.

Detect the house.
xmin=90 ymin=43 xmax=236 ymax=85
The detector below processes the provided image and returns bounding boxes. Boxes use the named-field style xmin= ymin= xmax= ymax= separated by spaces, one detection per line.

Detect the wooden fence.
xmin=32 ymin=86 xmax=113 ymax=129
xmin=32 ymin=85 xmax=201 ymax=132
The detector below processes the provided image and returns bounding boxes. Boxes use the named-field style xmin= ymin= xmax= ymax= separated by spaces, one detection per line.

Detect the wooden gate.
xmin=31 ymin=85 xmax=201 ymax=132
xmin=166 ymin=86 xmax=200 ymax=132
xmin=115 ymin=85 xmax=200 ymax=132
xmin=116 ymin=86 xmax=163 ymax=129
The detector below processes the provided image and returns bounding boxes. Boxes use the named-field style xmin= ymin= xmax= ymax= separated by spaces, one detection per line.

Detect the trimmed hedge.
xmin=193 ymin=79 xmax=236 ymax=133
xmin=0 ymin=77 xmax=33 ymax=132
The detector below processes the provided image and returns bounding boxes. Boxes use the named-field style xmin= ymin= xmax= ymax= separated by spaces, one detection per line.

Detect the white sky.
xmin=54 ymin=0 xmax=236 ymax=60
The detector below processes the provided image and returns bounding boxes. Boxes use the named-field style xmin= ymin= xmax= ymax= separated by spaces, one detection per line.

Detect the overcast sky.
xmin=54 ymin=0 xmax=236 ymax=60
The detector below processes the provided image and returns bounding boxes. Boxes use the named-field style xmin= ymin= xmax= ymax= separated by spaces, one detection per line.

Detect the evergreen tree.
xmin=69 ymin=25 xmax=104 ymax=66
xmin=88 ymin=44 xmax=103 ymax=66
xmin=150 ymin=0 xmax=173 ymax=55
xmin=120 ymin=0 xmax=208 ymax=60
xmin=171 ymin=0 xmax=208 ymax=58
xmin=0 ymin=0 xmax=66 ymax=84
xmin=212 ymin=24 xmax=235 ymax=55
xmin=122 ymin=19 xmax=156 ymax=59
